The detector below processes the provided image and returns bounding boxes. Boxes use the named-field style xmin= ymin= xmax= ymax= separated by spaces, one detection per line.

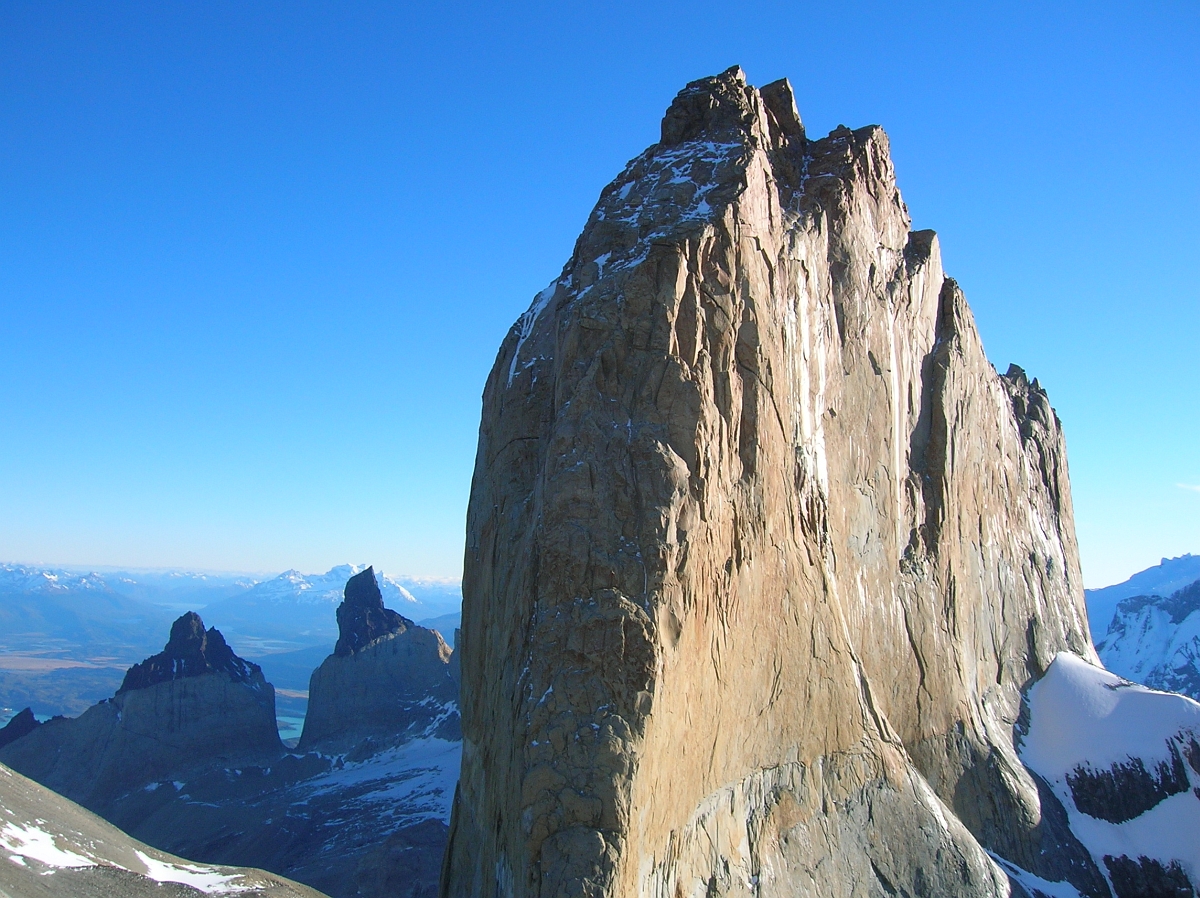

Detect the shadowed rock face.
xmin=1103 ymin=855 xmax=1195 ymax=898
xmin=335 ymin=567 xmax=409 ymax=656
xmin=0 ymin=707 xmax=40 ymax=750
xmin=443 ymin=67 xmax=1101 ymax=898
xmin=119 ymin=610 xmax=259 ymax=693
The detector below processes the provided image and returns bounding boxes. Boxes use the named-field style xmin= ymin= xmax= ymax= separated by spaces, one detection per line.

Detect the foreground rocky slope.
xmin=445 ymin=67 xmax=1110 ymax=898
xmin=1098 ymin=578 xmax=1200 ymax=701
xmin=0 ymin=760 xmax=325 ymax=898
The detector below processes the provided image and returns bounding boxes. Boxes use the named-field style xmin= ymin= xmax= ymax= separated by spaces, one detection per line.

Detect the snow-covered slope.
xmin=1097 ymin=579 xmax=1200 ymax=701
xmin=1086 ymin=554 xmax=1200 ymax=640
xmin=0 ymin=760 xmax=325 ymax=897
xmin=1020 ymin=652 xmax=1200 ymax=896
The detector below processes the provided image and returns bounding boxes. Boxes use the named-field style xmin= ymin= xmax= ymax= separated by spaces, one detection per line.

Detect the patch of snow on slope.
xmin=299 ymin=736 xmax=460 ymax=826
xmin=135 ymin=849 xmax=247 ymax=893
xmin=0 ymin=820 xmax=94 ymax=868
xmin=1022 ymin=652 xmax=1200 ymax=777
xmin=508 ymin=279 xmax=558 ymax=387
xmin=989 ymin=853 xmax=1083 ymax=898
xmin=1021 ymin=652 xmax=1200 ymax=888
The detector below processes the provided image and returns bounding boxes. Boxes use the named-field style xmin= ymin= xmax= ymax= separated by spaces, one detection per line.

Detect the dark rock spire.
xmin=334 ymin=566 xmax=411 ymax=656
xmin=0 ymin=708 xmax=40 ymax=750
xmin=118 ymin=611 xmax=259 ymax=694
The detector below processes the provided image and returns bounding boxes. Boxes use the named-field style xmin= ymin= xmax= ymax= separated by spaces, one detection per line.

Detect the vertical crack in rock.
xmin=444 ymin=67 xmax=1101 ymax=898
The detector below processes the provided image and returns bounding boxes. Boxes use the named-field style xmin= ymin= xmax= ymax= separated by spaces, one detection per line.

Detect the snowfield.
xmin=1021 ymin=652 xmax=1200 ymax=891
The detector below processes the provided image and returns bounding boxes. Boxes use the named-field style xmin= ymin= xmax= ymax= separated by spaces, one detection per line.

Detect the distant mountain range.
xmin=1084 ymin=553 xmax=1200 ymax=638
xmin=1095 ymin=577 xmax=1200 ymax=702
xmin=198 ymin=564 xmax=460 ymax=653
xmin=0 ymin=563 xmax=461 ymax=720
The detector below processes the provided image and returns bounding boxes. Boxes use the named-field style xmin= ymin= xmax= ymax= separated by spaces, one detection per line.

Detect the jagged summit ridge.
xmin=446 ymin=67 xmax=1102 ymax=898
xmin=119 ymin=611 xmax=260 ymax=693
xmin=334 ymin=565 xmax=411 ymax=656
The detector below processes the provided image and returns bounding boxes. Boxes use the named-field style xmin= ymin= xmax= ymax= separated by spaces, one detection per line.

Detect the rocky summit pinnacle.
xmin=442 ymin=67 xmax=1116 ymax=898
xmin=118 ymin=611 xmax=258 ymax=693
xmin=334 ymin=566 xmax=410 ymax=656
xmin=0 ymin=708 xmax=40 ymax=751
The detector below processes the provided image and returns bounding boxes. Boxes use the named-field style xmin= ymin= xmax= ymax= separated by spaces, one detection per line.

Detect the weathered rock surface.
xmin=0 ymin=612 xmax=281 ymax=808
xmin=0 ymin=760 xmax=328 ymax=898
xmin=301 ymin=568 xmax=459 ymax=752
xmin=444 ymin=67 xmax=1102 ymax=898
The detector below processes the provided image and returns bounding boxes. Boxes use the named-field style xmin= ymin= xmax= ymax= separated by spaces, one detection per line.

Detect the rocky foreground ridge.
xmin=441 ymin=66 xmax=1157 ymax=898
xmin=0 ymin=759 xmax=326 ymax=898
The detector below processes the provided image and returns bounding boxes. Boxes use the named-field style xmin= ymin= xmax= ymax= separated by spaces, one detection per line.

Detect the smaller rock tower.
xmin=299 ymin=567 xmax=459 ymax=751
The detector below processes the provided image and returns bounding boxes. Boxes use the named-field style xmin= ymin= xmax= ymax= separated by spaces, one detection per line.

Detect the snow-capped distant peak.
xmin=241 ymin=565 xmax=423 ymax=608
xmin=0 ymin=564 xmax=111 ymax=594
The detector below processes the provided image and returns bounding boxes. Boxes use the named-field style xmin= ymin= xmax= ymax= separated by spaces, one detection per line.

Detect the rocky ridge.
xmin=0 ymin=612 xmax=280 ymax=809
xmin=119 ymin=610 xmax=261 ymax=692
xmin=0 ymin=760 xmax=327 ymax=898
xmin=444 ymin=67 xmax=1106 ymax=898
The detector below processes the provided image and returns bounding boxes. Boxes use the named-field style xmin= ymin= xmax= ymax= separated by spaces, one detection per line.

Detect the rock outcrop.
xmin=0 ymin=708 xmax=40 ymax=750
xmin=0 ymin=612 xmax=281 ymax=809
xmin=335 ymin=566 xmax=408 ymax=656
xmin=444 ymin=67 xmax=1101 ymax=898
xmin=301 ymin=567 xmax=459 ymax=751
xmin=119 ymin=610 xmax=261 ymax=692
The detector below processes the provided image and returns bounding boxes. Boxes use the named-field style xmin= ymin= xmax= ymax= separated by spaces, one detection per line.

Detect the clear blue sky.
xmin=1 ymin=2 xmax=1196 ymax=587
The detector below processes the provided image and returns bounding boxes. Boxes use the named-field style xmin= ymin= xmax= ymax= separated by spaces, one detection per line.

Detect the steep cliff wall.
xmin=444 ymin=67 xmax=1100 ymax=898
